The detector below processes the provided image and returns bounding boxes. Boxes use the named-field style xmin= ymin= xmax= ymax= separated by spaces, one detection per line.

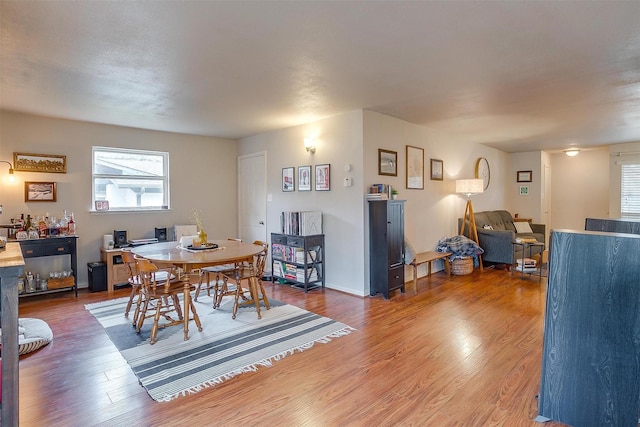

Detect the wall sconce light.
xmin=564 ymin=148 xmax=580 ymax=157
xmin=0 ymin=161 xmax=15 ymax=182
xmin=304 ymin=137 xmax=316 ymax=154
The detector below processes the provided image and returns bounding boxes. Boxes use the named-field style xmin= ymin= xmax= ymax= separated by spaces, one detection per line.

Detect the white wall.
xmin=238 ymin=110 xmax=366 ymax=295
xmin=550 ymin=148 xmax=610 ymax=231
xmin=0 ymin=111 xmax=238 ymax=287
xmin=508 ymin=151 xmax=543 ymax=221
xmin=362 ymin=111 xmax=508 ymax=290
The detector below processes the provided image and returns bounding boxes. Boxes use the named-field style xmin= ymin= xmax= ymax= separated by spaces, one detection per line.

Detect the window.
xmin=621 ymin=163 xmax=640 ymax=219
xmin=92 ymin=147 xmax=169 ymax=211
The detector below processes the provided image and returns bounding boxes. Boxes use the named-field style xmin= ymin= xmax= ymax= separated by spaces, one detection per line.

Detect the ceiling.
xmin=1 ymin=1 xmax=640 ymax=153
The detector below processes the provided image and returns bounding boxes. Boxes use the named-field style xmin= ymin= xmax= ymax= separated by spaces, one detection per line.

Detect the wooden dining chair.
xmin=121 ymin=250 xmax=141 ymax=320
xmin=123 ymin=250 xmax=176 ymax=326
xmin=222 ymin=240 xmax=270 ymax=319
xmin=195 ymin=238 xmax=242 ymax=305
xmin=135 ymin=258 xmax=202 ymax=344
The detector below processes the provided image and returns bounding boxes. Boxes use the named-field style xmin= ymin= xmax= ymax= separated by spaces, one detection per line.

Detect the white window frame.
xmin=621 ymin=163 xmax=640 ymax=219
xmin=92 ymin=146 xmax=170 ymax=212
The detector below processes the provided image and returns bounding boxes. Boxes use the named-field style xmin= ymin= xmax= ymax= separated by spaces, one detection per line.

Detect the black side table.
xmin=512 ymin=241 xmax=544 ymax=280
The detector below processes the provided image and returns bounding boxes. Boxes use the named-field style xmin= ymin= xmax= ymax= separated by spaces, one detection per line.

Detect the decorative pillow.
xmin=404 ymin=238 xmax=416 ymax=264
xmin=514 ymin=221 xmax=533 ymax=234
xmin=0 ymin=318 xmax=53 ymax=356
xmin=483 ymin=224 xmax=494 ymax=230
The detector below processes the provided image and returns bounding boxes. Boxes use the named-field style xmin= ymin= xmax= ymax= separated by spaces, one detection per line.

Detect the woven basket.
xmin=452 ymin=257 xmax=473 ymax=275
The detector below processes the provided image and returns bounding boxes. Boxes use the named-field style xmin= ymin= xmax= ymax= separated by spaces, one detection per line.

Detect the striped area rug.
xmin=85 ymin=294 xmax=354 ymax=402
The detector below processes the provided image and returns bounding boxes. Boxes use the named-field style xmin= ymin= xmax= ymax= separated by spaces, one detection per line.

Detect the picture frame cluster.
xmin=282 ymin=164 xmax=330 ymax=192
xmin=377 ymin=146 xmax=444 ymax=190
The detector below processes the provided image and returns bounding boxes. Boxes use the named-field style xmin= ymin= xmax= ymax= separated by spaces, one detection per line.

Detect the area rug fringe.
xmin=86 ymin=294 xmax=355 ymax=402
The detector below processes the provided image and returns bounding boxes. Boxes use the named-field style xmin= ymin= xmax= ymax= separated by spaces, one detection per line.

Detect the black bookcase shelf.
xmin=271 ymin=233 xmax=325 ymax=292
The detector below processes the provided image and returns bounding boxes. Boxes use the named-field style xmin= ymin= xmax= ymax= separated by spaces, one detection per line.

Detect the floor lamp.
xmin=456 ymin=179 xmax=484 ymax=272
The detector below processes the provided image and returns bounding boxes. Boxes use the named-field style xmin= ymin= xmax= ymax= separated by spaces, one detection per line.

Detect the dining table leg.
xmin=181 ymin=268 xmax=203 ymax=340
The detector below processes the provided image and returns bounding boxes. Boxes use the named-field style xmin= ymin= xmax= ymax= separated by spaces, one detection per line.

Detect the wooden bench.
xmin=408 ymin=251 xmax=452 ymax=292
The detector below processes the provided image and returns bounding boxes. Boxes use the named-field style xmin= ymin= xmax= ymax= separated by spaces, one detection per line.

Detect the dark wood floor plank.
xmin=16 ymin=268 xmax=567 ymax=426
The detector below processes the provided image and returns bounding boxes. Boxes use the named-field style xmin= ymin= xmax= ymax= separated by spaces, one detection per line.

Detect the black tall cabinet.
xmin=369 ymin=200 xmax=405 ymax=299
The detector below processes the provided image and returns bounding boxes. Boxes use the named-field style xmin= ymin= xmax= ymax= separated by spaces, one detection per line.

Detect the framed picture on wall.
xmin=517 ymin=170 xmax=532 ymax=182
xmin=298 ymin=165 xmax=311 ymax=191
xmin=406 ymin=145 xmax=424 ymax=189
xmin=14 ymin=152 xmax=67 ymax=173
xmin=315 ymin=164 xmax=330 ymax=191
xmin=24 ymin=181 xmax=57 ymax=202
xmin=430 ymin=158 xmax=444 ymax=181
xmin=378 ymin=149 xmax=397 ymax=176
xmin=282 ymin=167 xmax=294 ymax=192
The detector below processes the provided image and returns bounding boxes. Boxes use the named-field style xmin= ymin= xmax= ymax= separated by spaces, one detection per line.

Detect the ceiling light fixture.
xmin=564 ymin=148 xmax=580 ymax=157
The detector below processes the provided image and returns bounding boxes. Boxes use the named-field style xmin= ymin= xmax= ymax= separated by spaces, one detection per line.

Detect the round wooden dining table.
xmin=131 ymin=240 xmax=264 ymax=341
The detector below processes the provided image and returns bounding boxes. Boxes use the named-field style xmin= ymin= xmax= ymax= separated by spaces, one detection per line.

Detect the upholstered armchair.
xmin=458 ymin=210 xmax=545 ymax=266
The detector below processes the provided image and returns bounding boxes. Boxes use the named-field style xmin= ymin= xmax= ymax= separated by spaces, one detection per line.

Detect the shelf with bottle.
xmin=9 ymin=210 xmax=77 ymax=240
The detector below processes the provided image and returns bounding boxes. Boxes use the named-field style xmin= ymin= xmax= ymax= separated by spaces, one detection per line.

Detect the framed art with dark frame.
xmin=430 ymin=158 xmax=444 ymax=181
xmin=298 ymin=165 xmax=311 ymax=191
xmin=25 ymin=181 xmax=57 ymax=202
xmin=378 ymin=149 xmax=397 ymax=176
xmin=315 ymin=164 xmax=330 ymax=191
xmin=14 ymin=152 xmax=67 ymax=173
xmin=517 ymin=170 xmax=532 ymax=182
xmin=282 ymin=167 xmax=295 ymax=192
xmin=405 ymin=145 xmax=424 ymax=189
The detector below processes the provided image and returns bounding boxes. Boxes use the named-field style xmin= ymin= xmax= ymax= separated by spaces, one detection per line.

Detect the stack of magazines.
xmin=515 ymin=257 xmax=537 ymax=272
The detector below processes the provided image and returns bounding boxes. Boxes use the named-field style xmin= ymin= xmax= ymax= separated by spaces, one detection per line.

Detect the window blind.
xmin=621 ymin=164 xmax=640 ymax=219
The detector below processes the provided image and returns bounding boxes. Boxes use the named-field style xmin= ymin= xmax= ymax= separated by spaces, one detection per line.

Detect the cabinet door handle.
xmin=57 ymin=247 xmax=65 ymax=252
xmin=25 ymin=249 xmax=34 ymax=255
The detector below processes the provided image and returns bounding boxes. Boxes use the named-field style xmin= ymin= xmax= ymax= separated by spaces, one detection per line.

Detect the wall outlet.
xmin=344 ymin=177 xmax=352 ymax=187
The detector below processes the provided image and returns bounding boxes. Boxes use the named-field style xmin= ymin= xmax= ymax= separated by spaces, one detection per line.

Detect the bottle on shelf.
xmin=59 ymin=210 xmax=69 ymax=236
xmin=48 ymin=216 xmax=59 ymax=236
xmin=39 ymin=215 xmax=48 ymax=238
xmin=26 ymin=271 xmax=35 ymax=293
xmin=25 ymin=214 xmax=32 ymax=231
xmin=68 ymin=212 xmax=76 ymax=235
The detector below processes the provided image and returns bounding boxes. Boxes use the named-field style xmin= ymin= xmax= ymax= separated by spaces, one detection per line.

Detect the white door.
xmin=238 ymin=152 xmax=267 ymax=245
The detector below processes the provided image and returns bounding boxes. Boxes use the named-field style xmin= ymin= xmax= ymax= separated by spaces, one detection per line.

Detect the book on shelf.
xmin=515 ymin=237 xmax=538 ymax=244
xmin=516 ymin=258 xmax=537 ymax=267
xmin=515 ymin=265 xmax=539 ymax=273
xmin=280 ymin=211 xmax=322 ymax=236
xmin=273 ymin=244 xmax=316 ymax=264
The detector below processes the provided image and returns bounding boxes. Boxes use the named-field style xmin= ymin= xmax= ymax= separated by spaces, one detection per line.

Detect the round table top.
xmin=130 ymin=240 xmax=263 ymax=268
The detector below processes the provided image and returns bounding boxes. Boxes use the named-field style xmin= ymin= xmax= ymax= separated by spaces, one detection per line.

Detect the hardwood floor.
xmin=16 ymin=268 xmax=566 ymax=426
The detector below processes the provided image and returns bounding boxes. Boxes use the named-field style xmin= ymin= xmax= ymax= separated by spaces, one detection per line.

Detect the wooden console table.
xmin=1 ymin=242 xmax=25 ymax=426
xmin=100 ymin=248 xmax=130 ymax=294
xmin=18 ymin=236 xmax=78 ymax=297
